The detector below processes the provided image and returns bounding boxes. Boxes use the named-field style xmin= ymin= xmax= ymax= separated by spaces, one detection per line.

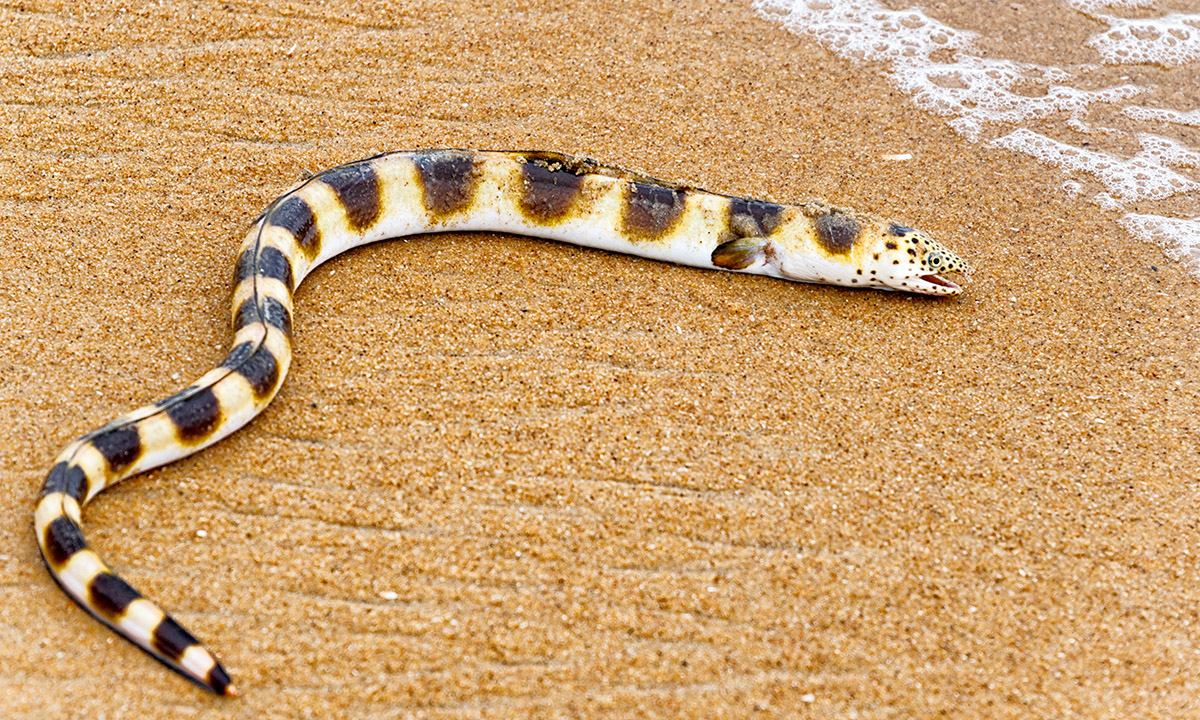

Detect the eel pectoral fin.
xmin=711 ymin=236 xmax=771 ymax=270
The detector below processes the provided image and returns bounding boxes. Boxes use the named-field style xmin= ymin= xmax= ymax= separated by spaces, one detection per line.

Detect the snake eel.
xmin=35 ymin=149 xmax=967 ymax=695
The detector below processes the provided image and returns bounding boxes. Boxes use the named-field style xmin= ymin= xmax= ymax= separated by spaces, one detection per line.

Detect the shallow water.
xmin=754 ymin=0 xmax=1200 ymax=276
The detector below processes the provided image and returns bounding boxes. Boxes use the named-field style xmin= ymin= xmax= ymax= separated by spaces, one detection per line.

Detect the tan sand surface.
xmin=1 ymin=0 xmax=1198 ymax=717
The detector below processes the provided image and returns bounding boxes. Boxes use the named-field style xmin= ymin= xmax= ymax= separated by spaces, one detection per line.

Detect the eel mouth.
xmin=915 ymin=274 xmax=962 ymax=295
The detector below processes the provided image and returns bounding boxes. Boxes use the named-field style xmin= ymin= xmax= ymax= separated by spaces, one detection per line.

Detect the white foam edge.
xmin=1120 ymin=214 xmax=1200 ymax=274
xmin=991 ymin=128 xmax=1200 ymax=203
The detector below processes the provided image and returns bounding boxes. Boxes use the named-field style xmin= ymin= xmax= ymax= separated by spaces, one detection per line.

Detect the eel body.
xmin=35 ymin=149 xmax=967 ymax=695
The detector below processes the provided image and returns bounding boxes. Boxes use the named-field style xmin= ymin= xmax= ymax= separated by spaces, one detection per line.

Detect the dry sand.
xmin=1 ymin=0 xmax=1198 ymax=717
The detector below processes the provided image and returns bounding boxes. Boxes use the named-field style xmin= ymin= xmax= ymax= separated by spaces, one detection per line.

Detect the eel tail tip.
xmin=208 ymin=663 xmax=238 ymax=697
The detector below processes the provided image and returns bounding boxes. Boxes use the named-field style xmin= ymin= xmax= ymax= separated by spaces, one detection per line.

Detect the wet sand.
xmin=1 ymin=0 xmax=1198 ymax=717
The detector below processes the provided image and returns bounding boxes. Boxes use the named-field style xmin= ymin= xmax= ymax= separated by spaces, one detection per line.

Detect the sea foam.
xmin=991 ymin=129 xmax=1199 ymax=209
xmin=1121 ymin=215 xmax=1200 ymax=274
xmin=753 ymin=0 xmax=1139 ymax=139
xmin=1125 ymin=106 xmax=1200 ymax=127
xmin=1088 ymin=13 xmax=1200 ymax=68
xmin=754 ymin=0 xmax=1200 ymax=280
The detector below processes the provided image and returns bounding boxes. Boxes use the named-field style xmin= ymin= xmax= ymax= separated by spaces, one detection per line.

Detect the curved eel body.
xmin=35 ymin=149 xmax=967 ymax=695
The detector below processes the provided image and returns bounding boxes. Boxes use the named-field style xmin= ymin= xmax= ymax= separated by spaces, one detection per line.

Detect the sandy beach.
xmin=1 ymin=0 xmax=1198 ymax=717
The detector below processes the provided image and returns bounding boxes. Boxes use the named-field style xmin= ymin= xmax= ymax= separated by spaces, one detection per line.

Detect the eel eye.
xmin=926 ymin=252 xmax=944 ymax=269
